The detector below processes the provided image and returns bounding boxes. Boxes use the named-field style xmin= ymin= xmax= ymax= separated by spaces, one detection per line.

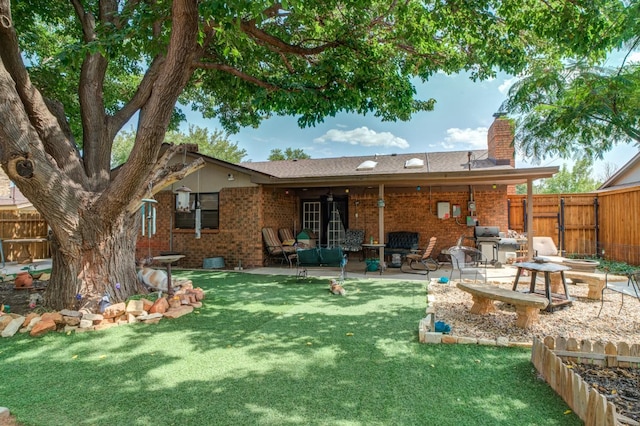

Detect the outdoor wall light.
xmin=416 ymin=186 xmax=421 ymax=191
xmin=227 ymin=173 xmax=235 ymax=181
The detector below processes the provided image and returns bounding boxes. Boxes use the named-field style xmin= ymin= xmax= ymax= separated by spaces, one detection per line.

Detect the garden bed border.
xmin=531 ymin=336 xmax=640 ymax=426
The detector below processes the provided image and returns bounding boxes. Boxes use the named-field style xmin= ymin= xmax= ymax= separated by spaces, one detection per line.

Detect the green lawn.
xmin=0 ymin=271 xmax=580 ymax=425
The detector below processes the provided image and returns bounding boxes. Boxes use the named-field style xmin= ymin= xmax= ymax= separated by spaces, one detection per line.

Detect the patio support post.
xmin=378 ymin=183 xmax=385 ymax=267
xmin=527 ymin=178 xmax=534 ymax=260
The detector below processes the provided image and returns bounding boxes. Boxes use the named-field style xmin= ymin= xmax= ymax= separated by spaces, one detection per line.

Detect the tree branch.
xmin=193 ymin=61 xmax=286 ymax=91
xmin=125 ymin=145 xmax=205 ymax=214
xmin=100 ymin=0 xmax=199 ymax=222
xmin=240 ymin=19 xmax=340 ymax=56
xmin=109 ymin=56 xmax=165 ymax=135
xmin=0 ymin=0 xmax=88 ymax=186
xmin=75 ymin=1 xmax=120 ymax=187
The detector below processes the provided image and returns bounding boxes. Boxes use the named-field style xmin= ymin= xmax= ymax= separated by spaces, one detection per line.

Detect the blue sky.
xmin=184 ymin=62 xmax=639 ymax=180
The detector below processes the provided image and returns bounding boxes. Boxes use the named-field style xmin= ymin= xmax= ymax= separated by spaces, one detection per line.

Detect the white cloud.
xmin=440 ymin=127 xmax=488 ymax=149
xmin=314 ymin=127 xmax=410 ymax=149
xmin=498 ymin=77 xmax=518 ymax=95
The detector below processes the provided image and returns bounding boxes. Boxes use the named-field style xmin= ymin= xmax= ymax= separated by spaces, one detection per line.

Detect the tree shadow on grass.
xmin=0 ymin=271 xmax=580 ymax=425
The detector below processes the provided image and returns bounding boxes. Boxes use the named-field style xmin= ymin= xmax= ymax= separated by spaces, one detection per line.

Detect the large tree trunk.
xmin=0 ymin=0 xmax=201 ymax=312
xmin=46 ymin=212 xmax=147 ymax=312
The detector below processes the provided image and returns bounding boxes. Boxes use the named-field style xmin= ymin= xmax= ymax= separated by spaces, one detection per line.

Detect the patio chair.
xmin=598 ymin=270 xmax=640 ymax=317
xmin=262 ymin=227 xmax=297 ymax=267
xmin=449 ymin=245 xmax=487 ymax=283
xmin=401 ymin=236 xmax=439 ymax=276
xmin=341 ymin=229 xmax=365 ymax=259
xmin=278 ymin=228 xmax=297 ymax=246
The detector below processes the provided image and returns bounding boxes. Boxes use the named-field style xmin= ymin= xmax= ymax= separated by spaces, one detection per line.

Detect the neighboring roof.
xmin=0 ymin=186 xmax=35 ymax=211
xmin=598 ymin=150 xmax=640 ymax=190
xmin=240 ymin=150 xmax=558 ymax=187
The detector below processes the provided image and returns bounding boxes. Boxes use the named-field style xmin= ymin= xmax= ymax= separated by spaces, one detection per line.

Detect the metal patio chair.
xmin=449 ymin=245 xmax=488 ymax=283
xmin=598 ymin=270 xmax=640 ymax=317
xmin=401 ymin=236 xmax=439 ymax=276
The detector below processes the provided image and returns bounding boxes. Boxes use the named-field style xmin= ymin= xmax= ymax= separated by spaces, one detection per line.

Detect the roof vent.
xmin=357 ymin=160 xmax=378 ymax=171
xmin=404 ymin=158 xmax=424 ymax=169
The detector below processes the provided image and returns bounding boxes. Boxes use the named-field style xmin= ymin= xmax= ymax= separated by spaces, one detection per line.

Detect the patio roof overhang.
xmin=249 ymin=166 xmax=559 ymax=188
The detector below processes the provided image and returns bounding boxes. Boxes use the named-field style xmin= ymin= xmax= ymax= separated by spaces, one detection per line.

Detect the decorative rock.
xmin=496 ymin=337 xmax=510 ymax=347
xmin=64 ymin=325 xmax=78 ymax=333
xmin=163 ymin=305 xmax=194 ymax=319
xmin=102 ymin=302 xmax=126 ymax=319
xmin=79 ymin=319 xmax=93 ymax=328
xmin=457 ymin=336 xmax=479 ymax=345
xmin=24 ymin=316 xmax=41 ymax=331
xmin=0 ymin=315 xmax=14 ymax=331
xmin=478 ymin=338 xmax=497 ymax=346
xmin=508 ymin=341 xmax=533 ymax=348
xmin=137 ymin=313 xmax=164 ymax=321
xmin=22 ymin=313 xmax=39 ymax=327
xmin=41 ymin=312 xmax=63 ymax=324
xmin=140 ymin=298 xmax=154 ymax=312
xmin=194 ymin=288 xmax=205 ymax=301
xmin=30 ymin=319 xmax=57 ymax=337
xmin=94 ymin=322 xmax=119 ymax=331
xmin=126 ymin=300 xmax=145 ymax=316
xmin=63 ymin=316 xmax=81 ymax=326
xmin=127 ymin=313 xmax=138 ymax=323
xmin=168 ymin=297 xmax=181 ymax=309
xmin=149 ymin=297 xmax=169 ymax=314
xmin=0 ymin=406 xmax=10 ymax=419
xmin=1 ymin=316 xmax=25 ymax=338
xmin=424 ymin=332 xmax=442 ymax=344
xmin=190 ymin=301 xmax=203 ymax=308
xmin=60 ymin=309 xmax=81 ymax=317
xmin=441 ymin=335 xmax=459 ymax=344
xmin=142 ymin=317 xmax=162 ymax=325
xmin=82 ymin=312 xmax=104 ymax=322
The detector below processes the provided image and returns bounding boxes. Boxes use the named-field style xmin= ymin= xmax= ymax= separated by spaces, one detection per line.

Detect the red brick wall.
xmin=136 ymin=186 xmax=298 ymax=269
xmin=488 ymin=116 xmax=515 ymax=167
xmin=346 ymin=186 xmax=509 ymax=253
xmin=136 ymin=184 xmax=509 ymax=269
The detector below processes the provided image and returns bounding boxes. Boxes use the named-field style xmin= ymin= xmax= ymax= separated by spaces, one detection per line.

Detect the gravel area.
xmin=428 ymin=277 xmax=640 ymax=345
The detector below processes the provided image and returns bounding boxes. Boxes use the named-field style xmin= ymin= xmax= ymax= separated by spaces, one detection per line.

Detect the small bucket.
xmin=203 ymin=257 xmax=225 ymax=269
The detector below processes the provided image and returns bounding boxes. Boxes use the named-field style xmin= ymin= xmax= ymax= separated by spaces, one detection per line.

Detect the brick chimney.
xmin=487 ymin=113 xmax=515 ymax=167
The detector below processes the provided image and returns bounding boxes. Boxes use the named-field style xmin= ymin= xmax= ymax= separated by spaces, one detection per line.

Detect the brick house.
xmin=137 ymin=115 xmax=559 ymax=268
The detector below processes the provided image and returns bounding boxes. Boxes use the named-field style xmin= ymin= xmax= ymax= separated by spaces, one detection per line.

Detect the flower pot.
xmin=365 ymin=259 xmax=380 ymax=272
xmin=14 ymin=271 xmax=34 ymax=289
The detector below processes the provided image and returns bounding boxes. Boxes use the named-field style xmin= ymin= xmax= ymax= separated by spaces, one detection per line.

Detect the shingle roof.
xmin=241 ymin=149 xmax=509 ymax=179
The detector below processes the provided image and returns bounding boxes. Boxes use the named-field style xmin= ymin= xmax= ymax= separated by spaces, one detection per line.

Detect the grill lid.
xmin=474 ymin=226 xmax=500 ymax=238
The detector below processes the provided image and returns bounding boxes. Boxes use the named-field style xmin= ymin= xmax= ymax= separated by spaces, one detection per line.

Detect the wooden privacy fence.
xmin=0 ymin=211 xmax=50 ymax=263
xmin=508 ymin=185 xmax=640 ymax=266
xmin=531 ymin=336 xmax=640 ymax=426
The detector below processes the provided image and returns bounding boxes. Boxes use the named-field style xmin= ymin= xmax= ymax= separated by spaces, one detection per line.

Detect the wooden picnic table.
xmin=512 ymin=261 xmax=572 ymax=311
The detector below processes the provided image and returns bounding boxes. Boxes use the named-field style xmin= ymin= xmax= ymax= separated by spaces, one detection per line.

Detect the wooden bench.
xmin=457 ymin=282 xmax=549 ymax=329
xmin=549 ymin=271 xmax=628 ymax=300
